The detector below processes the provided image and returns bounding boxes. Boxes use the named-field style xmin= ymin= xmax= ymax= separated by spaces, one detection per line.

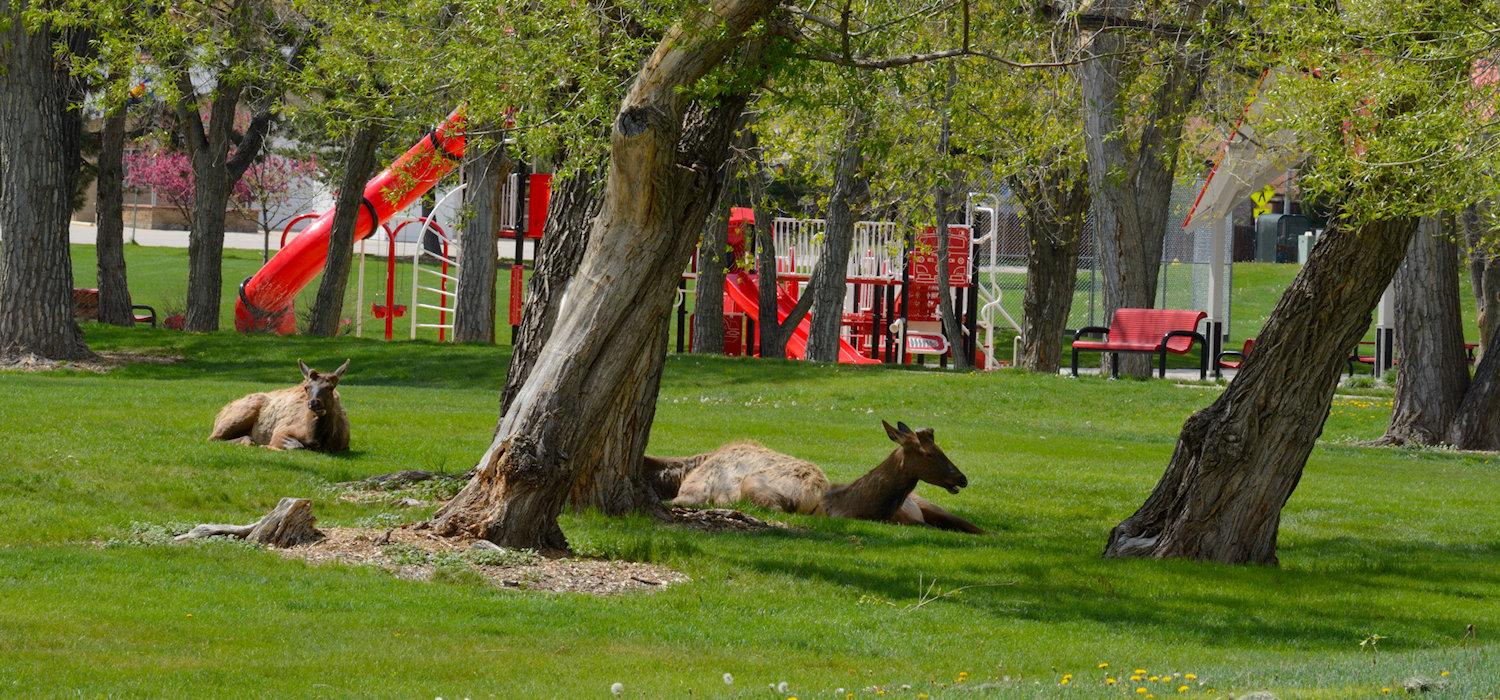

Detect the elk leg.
xmin=906 ymin=494 xmax=986 ymax=534
xmin=267 ymin=426 xmax=313 ymax=451
xmin=209 ymin=394 xmax=266 ymax=442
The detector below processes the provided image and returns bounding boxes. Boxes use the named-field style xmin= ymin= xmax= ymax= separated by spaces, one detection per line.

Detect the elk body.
xmin=209 ymin=359 xmax=351 ymax=452
xmin=648 ymin=421 xmax=984 ymax=533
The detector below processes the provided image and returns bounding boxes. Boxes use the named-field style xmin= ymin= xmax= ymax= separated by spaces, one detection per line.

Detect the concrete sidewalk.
xmin=67 ymin=220 xmax=539 ymax=262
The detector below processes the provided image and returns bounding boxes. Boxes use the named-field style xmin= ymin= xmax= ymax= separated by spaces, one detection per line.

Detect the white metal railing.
xmin=967 ymin=193 xmax=1020 ymax=370
xmin=770 ymin=218 xmax=906 ymax=283
xmin=409 ymin=184 xmax=467 ymax=340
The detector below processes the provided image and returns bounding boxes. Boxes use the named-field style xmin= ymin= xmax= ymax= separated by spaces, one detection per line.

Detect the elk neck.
xmin=825 ymin=447 xmax=919 ymax=521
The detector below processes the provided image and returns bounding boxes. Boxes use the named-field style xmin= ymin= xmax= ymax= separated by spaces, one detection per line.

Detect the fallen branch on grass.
xmin=175 ymin=497 xmax=324 ymax=547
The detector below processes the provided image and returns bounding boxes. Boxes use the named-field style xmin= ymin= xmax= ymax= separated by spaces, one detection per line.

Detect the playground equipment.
xmin=235 ymin=107 xmax=467 ymax=334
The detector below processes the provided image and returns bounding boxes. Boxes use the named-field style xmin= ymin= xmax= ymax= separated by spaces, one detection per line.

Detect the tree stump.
xmin=175 ymin=497 xmax=323 ymax=547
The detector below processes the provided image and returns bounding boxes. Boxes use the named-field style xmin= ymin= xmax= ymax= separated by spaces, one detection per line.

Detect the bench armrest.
xmin=1073 ymin=326 xmax=1110 ymax=342
xmin=1162 ymin=329 xmax=1206 ymax=348
xmin=131 ymin=304 xmax=157 ymax=329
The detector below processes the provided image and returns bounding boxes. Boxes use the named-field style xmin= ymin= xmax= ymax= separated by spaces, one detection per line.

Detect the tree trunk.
xmin=806 ymin=107 xmax=868 ymax=363
xmin=933 ymin=65 xmax=970 ymax=370
xmin=453 ymin=141 xmax=512 ymax=343
xmin=429 ymin=1 xmax=775 ymax=550
xmin=692 ymin=203 xmax=729 ymax=354
xmin=1103 ymin=214 xmax=1418 ymax=565
xmin=1379 ymin=216 xmax=1468 ymax=445
xmin=1077 ymin=24 xmax=1204 ymax=377
xmin=307 ymin=123 xmax=384 ymax=337
xmin=0 ymin=10 xmax=90 ymax=361
xmin=1013 ymin=160 xmax=1091 ymax=373
xmin=1462 ymin=202 xmax=1500 ymax=363
xmin=95 ymin=105 xmax=133 ymax=327
xmin=1446 ymin=318 xmax=1500 ymax=450
xmin=500 ymin=167 xmax=601 ymax=413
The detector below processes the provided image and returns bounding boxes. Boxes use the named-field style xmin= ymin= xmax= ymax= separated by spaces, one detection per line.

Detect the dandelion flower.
xmin=1099 ymin=663 xmax=1110 ymax=669
xmin=1108 ymin=679 xmax=1117 ymax=685
xmin=1440 ymin=671 xmax=1450 ymax=676
xmin=723 ymin=674 xmax=733 ymax=685
xmin=1184 ymin=674 xmax=1197 ymax=680
xmin=1135 ymin=669 xmax=1148 ymax=675
xmin=1138 ymin=688 xmax=1149 ymax=694
xmin=1150 ymin=676 xmax=1160 ymax=681
xmin=1179 ymin=686 xmax=1189 ymax=692
xmin=777 ymin=682 xmax=789 ymax=694
xmin=610 ymin=683 xmax=623 ymax=696
xmin=1132 ymin=676 xmax=1143 ymax=682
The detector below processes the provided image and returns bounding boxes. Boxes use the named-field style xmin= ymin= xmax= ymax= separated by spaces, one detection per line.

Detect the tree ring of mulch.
xmin=280 ymin=526 xmax=688 ymax=595
xmin=0 ymin=351 xmax=180 ymax=373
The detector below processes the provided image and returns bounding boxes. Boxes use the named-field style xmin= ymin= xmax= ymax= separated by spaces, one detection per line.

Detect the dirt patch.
xmin=283 ymin=526 xmax=687 ymax=595
xmin=0 ymin=351 xmax=180 ymax=373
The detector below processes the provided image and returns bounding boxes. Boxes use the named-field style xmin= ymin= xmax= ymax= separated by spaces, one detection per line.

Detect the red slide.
xmin=235 ymin=107 xmax=468 ymax=334
xmin=724 ymin=272 xmax=880 ymax=364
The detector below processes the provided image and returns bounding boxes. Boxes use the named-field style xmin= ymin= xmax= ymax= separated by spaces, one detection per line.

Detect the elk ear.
xmin=896 ymin=421 xmax=915 ymax=436
xmin=332 ymin=359 xmax=350 ymax=378
xmin=883 ymin=420 xmax=902 ymax=443
xmin=298 ymin=359 xmax=313 ymax=379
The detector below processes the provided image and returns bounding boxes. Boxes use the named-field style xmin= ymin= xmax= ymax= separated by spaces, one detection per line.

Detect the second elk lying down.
xmin=647 ymin=421 xmax=985 ymax=534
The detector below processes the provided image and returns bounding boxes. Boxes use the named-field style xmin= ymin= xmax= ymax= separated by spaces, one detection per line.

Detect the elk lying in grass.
xmin=209 ymin=359 xmax=351 ymax=452
xmin=647 ymin=421 xmax=984 ymax=533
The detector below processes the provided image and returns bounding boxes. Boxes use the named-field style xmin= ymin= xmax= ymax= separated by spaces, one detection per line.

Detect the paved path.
xmin=67 ymin=220 xmax=539 ymax=262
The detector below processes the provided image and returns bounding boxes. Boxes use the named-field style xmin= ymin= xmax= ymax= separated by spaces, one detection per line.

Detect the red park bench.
xmin=1071 ymin=308 xmax=1209 ymax=379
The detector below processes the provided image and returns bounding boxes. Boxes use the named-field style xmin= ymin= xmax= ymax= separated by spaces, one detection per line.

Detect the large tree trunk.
xmin=1013 ymin=160 xmax=1091 ymax=373
xmin=453 ymin=141 xmax=512 ymax=343
xmin=307 ymin=123 xmax=384 ymax=337
xmin=933 ymin=65 xmax=970 ymax=370
xmin=1103 ymin=215 xmax=1418 ymax=565
xmin=1077 ymin=20 xmax=1204 ymax=377
xmin=806 ymin=108 xmax=868 ymax=363
xmin=0 ymin=10 xmax=90 ymax=361
xmin=1462 ymin=202 xmax=1500 ymax=362
xmin=95 ymin=106 xmax=133 ymax=327
xmin=746 ymin=127 xmax=814 ymax=360
xmin=500 ymin=167 xmax=601 ymax=413
xmin=1380 ymin=216 xmax=1468 ymax=445
xmin=429 ymin=1 xmax=775 ymax=550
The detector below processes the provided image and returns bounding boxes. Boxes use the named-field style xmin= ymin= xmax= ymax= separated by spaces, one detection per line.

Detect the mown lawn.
xmin=1 ymin=317 xmax=1497 ymax=698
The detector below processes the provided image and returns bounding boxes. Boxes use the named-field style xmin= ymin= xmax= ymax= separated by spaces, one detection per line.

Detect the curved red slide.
xmin=235 ymin=107 xmax=468 ymax=334
xmin=724 ymin=272 xmax=880 ymax=364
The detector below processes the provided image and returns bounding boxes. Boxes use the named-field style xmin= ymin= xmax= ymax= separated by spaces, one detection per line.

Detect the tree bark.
xmin=1461 ymin=202 xmax=1500 ymax=363
xmin=692 ymin=203 xmax=729 ymax=354
xmin=1013 ymin=159 xmax=1091 ymax=373
xmin=176 ymin=497 xmax=323 ymax=547
xmin=307 ymin=123 xmax=384 ymax=337
xmin=429 ymin=1 xmax=776 ymax=550
xmin=1379 ymin=216 xmax=1468 ymax=445
xmin=748 ymin=127 xmax=815 ymax=360
xmin=453 ymin=142 xmax=512 ymax=344
xmin=933 ymin=65 xmax=970 ymax=370
xmin=806 ymin=107 xmax=868 ymax=363
xmin=95 ymin=105 xmax=133 ymax=327
xmin=1103 ymin=214 xmax=1418 ymax=565
xmin=1447 ymin=318 xmax=1500 ymax=450
xmin=1077 ymin=16 xmax=1204 ymax=377
xmin=175 ymin=70 xmax=277 ymax=333
xmin=499 ymin=167 xmax=602 ymax=414
xmin=0 ymin=9 xmax=90 ymax=361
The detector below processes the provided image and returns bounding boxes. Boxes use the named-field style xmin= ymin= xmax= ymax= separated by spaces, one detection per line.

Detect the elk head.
xmin=883 ymin=420 xmax=967 ymax=494
xmin=298 ymin=359 xmax=349 ymax=416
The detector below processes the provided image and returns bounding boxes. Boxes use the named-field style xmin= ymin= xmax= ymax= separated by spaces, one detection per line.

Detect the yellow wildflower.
xmin=1179 ymin=686 xmax=1189 ymax=693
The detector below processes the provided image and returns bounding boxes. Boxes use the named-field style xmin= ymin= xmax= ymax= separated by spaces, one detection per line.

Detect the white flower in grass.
xmin=610 ymin=682 xmax=623 ymax=695
xmin=723 ymin=673 xmax=733 ymax=685
xmin=777 ymin=681 xmax=789 ymax=693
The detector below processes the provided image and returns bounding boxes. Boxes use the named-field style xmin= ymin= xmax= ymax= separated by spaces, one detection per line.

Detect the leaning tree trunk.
xmin=0 ymin=10 xmax=90 ymax=361
xmin=933 ymin=65 xmax=970 ymax=370
xmin=806 ymin=107 xmax=868 ymax=363
xmin=1446 ymin=318 xmax=1500 ymax=450
xmin=95 ymin=105 xmax=133 ymax=327
xmin=1462 ymin=202 xmax=1500 ymax=362
xmin=1013 ymin=160 xmax=1090 ymax=373
xmin=1380 ymin=216 xmax=1469 ymax=445
xmin=307 ymin=123 xmax=384 ymax=337
xmin=1078 ymin=27 xmax=1203 ymax=377
xmin=1103 ymin=214 xmax=1418 ymax=565
xmin=453 ymin=140 xmax=512 ymax=344
xmin=746 ymin=126 xmax=812 ymax=360
xmin=428 ymin=1 xmax=775 ymax=550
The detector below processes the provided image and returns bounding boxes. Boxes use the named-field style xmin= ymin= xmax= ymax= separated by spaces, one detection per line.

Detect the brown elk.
xmin=208 ymin=359 xmax=351 ymax=452
xmin=647 ymin=420 xmax=984 ymax=533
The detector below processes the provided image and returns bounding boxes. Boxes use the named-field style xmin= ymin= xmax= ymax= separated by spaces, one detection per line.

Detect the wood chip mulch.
xmin=282 ymin=526 xmax=688 ymax=595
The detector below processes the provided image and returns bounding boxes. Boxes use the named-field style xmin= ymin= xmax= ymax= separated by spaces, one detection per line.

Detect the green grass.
xmin=4 ymin=245 xmax=1492 ymax=697
xmin=2 ymin=323 xmax=1497 ymax=699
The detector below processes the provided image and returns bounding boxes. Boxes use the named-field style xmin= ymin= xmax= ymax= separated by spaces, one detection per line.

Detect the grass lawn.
xmin=1 ymin=246 xmax=1493 ymax=698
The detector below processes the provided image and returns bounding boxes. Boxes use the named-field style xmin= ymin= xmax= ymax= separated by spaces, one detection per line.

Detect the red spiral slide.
xmin=235 ymin=107 xmax=468 ymax=334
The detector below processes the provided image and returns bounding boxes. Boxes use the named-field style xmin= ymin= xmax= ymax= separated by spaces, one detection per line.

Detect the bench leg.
xmin=1199 ymin=346 xmax=1208 ymax=381
xmin=1071 ymin=347 xmax=1080 ymax=377
xmin=1159 ymin=348 xmax=1167 ymax=378
xmin=1110 ymin=352 xmax=1119 ymax=379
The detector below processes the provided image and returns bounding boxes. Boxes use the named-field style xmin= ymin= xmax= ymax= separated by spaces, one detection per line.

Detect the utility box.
xmin=1256 ymin=214 xmax=1313 ymax=263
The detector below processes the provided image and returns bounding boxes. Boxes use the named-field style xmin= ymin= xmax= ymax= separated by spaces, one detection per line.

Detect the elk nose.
xmin=955 ymin=473 xmax=968 ymax=488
